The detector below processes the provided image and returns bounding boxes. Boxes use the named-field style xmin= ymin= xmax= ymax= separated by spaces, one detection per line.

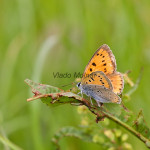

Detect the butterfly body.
xmin=77 ymin=44 xmax=124 ymax=107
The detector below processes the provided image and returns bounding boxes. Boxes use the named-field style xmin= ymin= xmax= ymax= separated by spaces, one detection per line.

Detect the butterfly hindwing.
xmin=82 ymin=44 xmax=116 ymax=78
xmin=81 ymin=84 xmax=121 ymax=104
xmin=81 ymin=71 xmax=113 ymax=90
xmin=107 ymin=72 xmax=124 ymax=95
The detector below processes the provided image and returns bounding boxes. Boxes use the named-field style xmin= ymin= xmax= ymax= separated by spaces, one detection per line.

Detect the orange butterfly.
xmin=77 ymin=44 xmax=124 ymax=107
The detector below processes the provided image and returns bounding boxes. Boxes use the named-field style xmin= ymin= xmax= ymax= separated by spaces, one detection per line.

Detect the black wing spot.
xmin=97 ymin=53 xmax=99 ymax=56
xmin=92 ymin=62 xmax=96 ymax=66
xmin=90 ymin=68 xmax=92 ymax=72
xmin=102 ymin=60 xmax=105 ymax=62
xmin=100 ymin=54 xmax=102 ymax=56
xmin=91 ymin=77 xmax=94 ymax=81
xmin=98 ymin=75 xmax=100 ymax=77
xmin=97 ymin=91 xmax=99 ymax=92
xmin=86 ymin=82 xmax=88 ymax=84
xmin=100 ymin=79 xmax=102 ymax=81
xmin=103 ymin=63 xmax=106 ymax=66
xmin=102 ymin=56 xmax=105 ymax=58
xmin=104 ymin=68 xmax=107 ymax=73
xmin=89 ymin=80 xmax=91 ymax=82
xmin=102 ymin=82 xmax=104 ymax=84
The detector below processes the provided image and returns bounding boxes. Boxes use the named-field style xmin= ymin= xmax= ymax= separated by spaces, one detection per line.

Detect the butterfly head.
xmin=76 ymin=82 xmax=81 ymax=89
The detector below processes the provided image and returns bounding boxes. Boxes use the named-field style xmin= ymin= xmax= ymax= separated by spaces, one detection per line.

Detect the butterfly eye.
xmin=77 ymin=82 xmax=81 ymax=87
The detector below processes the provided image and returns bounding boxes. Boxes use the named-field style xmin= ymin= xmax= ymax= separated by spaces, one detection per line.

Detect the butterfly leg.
xmin=96 ymin=100 xmax=101 ymax=107
xmin=78 ymin=91 xmax=83 ymax=98
xmin=81 ymin=91 xmax=83 ymax=97
xmin=80 ymin=91 xmax=83 ymax=98
xmin=89 ymin=97 xmax=93 ymax=105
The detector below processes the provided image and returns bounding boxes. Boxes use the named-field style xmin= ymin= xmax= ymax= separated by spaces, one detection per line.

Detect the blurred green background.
xmin=0 ymin=0 xmax=150 ymax=150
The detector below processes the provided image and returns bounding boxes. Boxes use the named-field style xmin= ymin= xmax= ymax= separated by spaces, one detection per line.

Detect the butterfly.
xmin=77 ymin=44 xmax=124 ymax=107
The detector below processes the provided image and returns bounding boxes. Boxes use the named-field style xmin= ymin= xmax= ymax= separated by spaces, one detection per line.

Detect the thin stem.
xmin=87 ymin=105 xmax=150 ymax=149
xmin=0 ymin=134 xmax=23 ymax=150
xmin=103 ymin=111 xmax=149 ymax=145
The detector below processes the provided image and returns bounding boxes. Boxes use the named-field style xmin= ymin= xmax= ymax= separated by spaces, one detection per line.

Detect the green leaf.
xmin=51 ymin=126 xmax=93 ymax=150
xmin=51 ymin=126 xmax=111 ymax=150
xmin=40 ymin=92 xmax=83 ymax=107
xmin=25 ymin=79 xmax=62 ymax=95
xmin=52 ymin=126 xmax=93 ymax=143
xmin=133 ymin=110 xmax=150 ymax=139
xmin=25 ymin=79 xmax=150 ymax=149
xmin=25 ymin=79 xmax=83 ymax=107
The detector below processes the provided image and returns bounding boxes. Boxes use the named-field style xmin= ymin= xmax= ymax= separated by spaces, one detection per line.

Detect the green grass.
xmin=0 ymin=0 xmax=150 ymax=149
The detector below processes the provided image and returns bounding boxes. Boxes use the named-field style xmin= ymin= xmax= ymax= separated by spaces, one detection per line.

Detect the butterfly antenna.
xmin=61 ymin=82 xmax=75 ymax=87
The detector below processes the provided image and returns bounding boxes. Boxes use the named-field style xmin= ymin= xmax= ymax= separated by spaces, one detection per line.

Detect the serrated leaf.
xmin=133 ymin=110 xmax=150 ymax=139
xmin=51 ymin=126 xmax=110 ymax=150
xmin=25 ymin=79 xmax=84 ymax=107
xmin=51 ymin=127 xmax=93 ymax=150
xmin=25 ymin=79 xmax=62 ymax=95
xmin=40 ymin=92 xmax=83 ymax=107
xmin=25 ymin=79 xmax=150 ymax=149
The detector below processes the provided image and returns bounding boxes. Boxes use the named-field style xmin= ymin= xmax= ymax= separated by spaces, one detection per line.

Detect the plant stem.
xmin=87 ymin=105 xmax=150 ymax=149
xmin=0 ymin=134 xmax=23 ymax=150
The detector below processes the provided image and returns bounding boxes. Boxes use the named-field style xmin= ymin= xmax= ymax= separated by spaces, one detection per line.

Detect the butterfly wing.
xmin=82 ymin=44 xmax=116 ymax=77
xmin=107 ymin=72 xmax=124 ymax=95
xmin=81 ymin=71 xmax=113 ymax=90
xmin=80 ymin=44 xmax=124 ymax=96
xmin=81 ymin=84 xmax=121 ymax=104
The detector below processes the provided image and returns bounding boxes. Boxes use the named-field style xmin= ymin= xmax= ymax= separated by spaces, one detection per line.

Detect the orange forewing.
xmin=82 ymin=44 xmax=116 ymax=78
